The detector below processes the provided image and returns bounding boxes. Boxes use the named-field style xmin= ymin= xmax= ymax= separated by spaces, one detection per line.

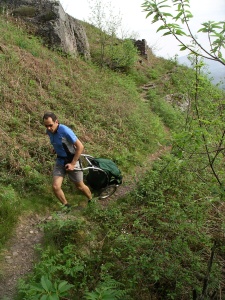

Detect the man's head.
xmin=43 ymin=112 xmax=59 ymax=133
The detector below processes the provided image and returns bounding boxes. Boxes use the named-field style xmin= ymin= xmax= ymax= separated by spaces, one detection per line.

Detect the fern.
xmin=84 ymin=275 xmax=129 ymax=300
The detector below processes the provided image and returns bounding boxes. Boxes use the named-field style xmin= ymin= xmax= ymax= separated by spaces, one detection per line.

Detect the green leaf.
xmin=163 ymin=31 xmax=171 ymax=36
xmin=40 ymin=295 xmax=48 ymax=300
xmin=85 ymin=291 xmax=99 ymax=300
xmin=30 ymin=284 xmax=44 ymax=292
xmin=156 ymin=25 xmax=167 ymax=32
xmin=162 ymin=12 xmax=173 ymax=17
xmin=180 ymin=46 xmax=187 ymax=51
xmin=152 ymin=15 xmax=160 ymax=23
xmin=174 ymin=11 xmax=182 ymax=20
xmin=198 ymin=28 xmax=208 ymax=33
xmin=41 ymin=276 xmax=52 ymax=292
xmin=158 ymin=5 xmax=171 ymax=9
xmin=58 ymin=281 xmax=73 ymax=293
xmin=210 ymin=23 xmax=222 ymax=29
xmin=166 ymin=23 xmax=181 ymax=29
xmin=175 ymin=29 xmax=186 ymax=36
xmin=49 ymin=295 xmax=59 ymax=300
xmin=186 ymin=13 xmax=193 ymax=19
xmin=145 ymin=11 xmax=154 ymax=18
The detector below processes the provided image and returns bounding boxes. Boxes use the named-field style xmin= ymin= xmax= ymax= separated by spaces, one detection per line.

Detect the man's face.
xmin=44 ymin=117 xmax=59 ymax=133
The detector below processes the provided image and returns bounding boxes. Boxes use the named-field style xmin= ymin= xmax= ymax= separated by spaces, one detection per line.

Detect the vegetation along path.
xmin=0 ymin=144 xmax=171 ymax=300
xmin=0 ymin=83 xmax=171 ymax=300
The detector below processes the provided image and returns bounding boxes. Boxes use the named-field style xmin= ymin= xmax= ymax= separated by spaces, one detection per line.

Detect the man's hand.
xmin=65 ymin=163 xmax=76 ymax=171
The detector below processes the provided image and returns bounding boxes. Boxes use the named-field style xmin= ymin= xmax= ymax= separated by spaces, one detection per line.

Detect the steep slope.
xmin=0 ymin=15 xmax=168 ymax=182
xmin=0 ymin=80 xmax=172 ymax=300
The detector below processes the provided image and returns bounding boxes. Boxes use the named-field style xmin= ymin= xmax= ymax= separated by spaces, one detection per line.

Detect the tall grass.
xmin=0 ymin=186 xmax=22 ymax=247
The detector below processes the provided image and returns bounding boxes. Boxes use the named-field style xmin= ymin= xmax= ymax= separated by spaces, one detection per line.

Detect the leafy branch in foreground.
xmin=142 ymin=0 xmax=225 ymax=191
xmin=141 ymin=0 xmax=225 ymax=65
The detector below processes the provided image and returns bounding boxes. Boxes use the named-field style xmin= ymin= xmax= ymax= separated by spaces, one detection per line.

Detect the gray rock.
xmin=0 ymin=0 xmax=90 ymax=60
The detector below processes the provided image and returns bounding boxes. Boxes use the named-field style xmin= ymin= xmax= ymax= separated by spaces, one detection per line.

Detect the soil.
xmin=0 ymin=214 xmax=46 ymax=300
xmin=0 ymin=82 xmax=171 ymax=300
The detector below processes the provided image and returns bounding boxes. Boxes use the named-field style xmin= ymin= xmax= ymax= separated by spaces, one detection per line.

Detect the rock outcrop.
xmin=0 ymin=0 xmax=90 ymax=59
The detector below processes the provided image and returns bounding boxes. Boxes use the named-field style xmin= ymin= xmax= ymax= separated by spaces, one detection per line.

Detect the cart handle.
xmin=74 ymin=166 xmax=103 ymax=171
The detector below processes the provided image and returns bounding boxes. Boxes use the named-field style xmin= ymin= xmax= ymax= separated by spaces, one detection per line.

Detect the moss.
xmin=12 ymin=6 xmax=37 ymax=17
xmin=39 ymin=10 xmax=57 ymax=22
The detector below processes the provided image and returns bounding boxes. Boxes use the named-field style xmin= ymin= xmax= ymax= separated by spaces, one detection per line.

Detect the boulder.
xmin=0 ymin=0 xmax=90 ymax=60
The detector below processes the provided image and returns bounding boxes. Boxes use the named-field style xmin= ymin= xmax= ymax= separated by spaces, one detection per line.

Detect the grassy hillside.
xmin=2 ymin=11 xmax=225 ymax=300
xmin=0 ymin=15 xmax=174 ymax=240
xmin=1 ymin=20 xmax=163 ymax=171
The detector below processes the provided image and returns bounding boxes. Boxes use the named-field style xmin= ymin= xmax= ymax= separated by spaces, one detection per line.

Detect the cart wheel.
xmin=98 ymin=185 xmax=117 ymax=199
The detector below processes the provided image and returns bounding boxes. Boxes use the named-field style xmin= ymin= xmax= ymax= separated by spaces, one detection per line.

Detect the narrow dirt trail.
xmin=0 ymin=214 xmax=47 ymax=300
xmin=0 ymin=83 xmax=171 ymax=300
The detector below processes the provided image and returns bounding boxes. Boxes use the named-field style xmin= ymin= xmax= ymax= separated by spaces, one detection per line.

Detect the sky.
xmin=59 ymin=0 xmax=225 ymax=59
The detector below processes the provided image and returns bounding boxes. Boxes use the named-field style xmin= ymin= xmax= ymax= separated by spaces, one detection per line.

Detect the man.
xmin=43 ymin=112 xmax=92 ymax=208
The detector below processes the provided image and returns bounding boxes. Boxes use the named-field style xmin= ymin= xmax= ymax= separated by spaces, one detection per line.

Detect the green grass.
xmin=1 ymin=10 xmax=225 ymax=300
xmin=0 ymin=186 xmax=22 ymax=247
xmin=0 ymin=14 xmax=172 ymax=249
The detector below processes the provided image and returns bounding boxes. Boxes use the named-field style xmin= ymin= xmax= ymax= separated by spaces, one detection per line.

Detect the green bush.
xmin=106 ymin=39 xmax=139 ymax=72
xmin=0 ymin=185 xmax=22 ymax=248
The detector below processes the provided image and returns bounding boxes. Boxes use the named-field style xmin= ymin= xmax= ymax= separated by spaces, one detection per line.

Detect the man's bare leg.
xmin=52 ymin=176 xmax=68 ymax=205
xmin=75 ymin=181 xmax=92 ymax=200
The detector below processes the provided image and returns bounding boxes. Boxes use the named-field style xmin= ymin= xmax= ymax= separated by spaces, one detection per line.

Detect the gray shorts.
xmin=53 ymin=162 xmax=83 ymax=183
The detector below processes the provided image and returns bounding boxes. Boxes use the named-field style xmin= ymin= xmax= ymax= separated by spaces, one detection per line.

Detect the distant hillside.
xmin=178 ymin=56 xmax=225 ymax=90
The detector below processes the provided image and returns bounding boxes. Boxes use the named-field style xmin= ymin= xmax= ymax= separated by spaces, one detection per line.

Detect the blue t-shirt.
xmin=47 ymin=124 xmax=78 ymax=165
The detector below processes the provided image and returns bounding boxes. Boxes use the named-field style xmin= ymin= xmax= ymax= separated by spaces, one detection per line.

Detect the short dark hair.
xmin=43 ymin=112 xmax=57 ymax=122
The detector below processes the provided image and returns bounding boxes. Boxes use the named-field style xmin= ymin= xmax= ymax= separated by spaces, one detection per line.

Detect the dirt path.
xmin=0 ymin=83 xmax=171 ymax=300
xmin=0 ymin=214 xmax=43 ymax=299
